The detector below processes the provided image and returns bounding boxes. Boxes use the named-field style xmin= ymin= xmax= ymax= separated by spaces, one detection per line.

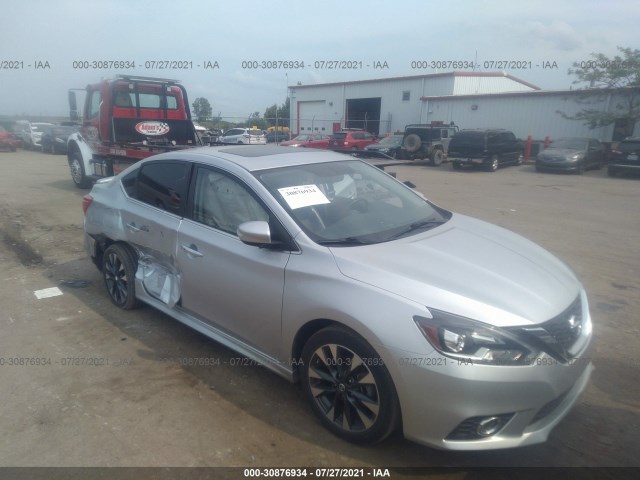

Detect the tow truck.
xmin=66 ymin=75 xmax=201 ymax=188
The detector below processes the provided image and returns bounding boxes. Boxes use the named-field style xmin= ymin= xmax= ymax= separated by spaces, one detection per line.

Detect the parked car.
xmin=265 ymin=130 xmax=291 ymax=143
xmin=40 ymin=125 xmax=79 ymax=154
xmin=328 ymin=130 xmax=377 ymax=150
xmin=536 ymin=137 xmax=605 ymax=174
xmin=364 ymin=134 xmax=404 ymax=158
xmin=19 ymin=122 xmax=54 ymax=150
xmin=280 ymin=133 xmax=331 ymax=149
xmin=608 ymin=137 xmax=640 ymax=177
xmin=83 ymin=145 xmax=593 ymax=450
xmin=219 ymin=128 xmax=266 ymax=145
xmin=401 ymin=123 xmax=458 ymax=165
xmin=448 ymin=129 xmax=523 ymax=172
xmin=199 ymin=129 xmax=223 ymax=145
xmin=0 ymin=126 xmax=20 ymax=152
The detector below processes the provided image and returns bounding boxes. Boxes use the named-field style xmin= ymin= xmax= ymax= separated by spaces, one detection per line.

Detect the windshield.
xmin=378 ymin=135 xmax=402 ymax=146
xmin=549 ymin=138 xmax=588 ymax=150
xmin=256 ymin=160 xmax=451 ymax=245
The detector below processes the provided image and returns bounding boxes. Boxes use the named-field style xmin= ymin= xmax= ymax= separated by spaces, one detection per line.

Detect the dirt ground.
xmin=0 ymin=150 xmax=639 ymax=475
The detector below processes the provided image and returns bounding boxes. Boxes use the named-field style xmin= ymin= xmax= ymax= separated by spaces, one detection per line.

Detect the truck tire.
xmin=430 ymin=149 xmax=444 ymax=166
xmin=69 ymin=148 xmax=90 ymax=188
xmin=403 ymin=134 xmax=422 ymax=153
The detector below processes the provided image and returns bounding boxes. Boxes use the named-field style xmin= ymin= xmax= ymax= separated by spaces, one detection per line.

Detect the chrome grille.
xmin=512 ymin=296 xmax=583 ymax=362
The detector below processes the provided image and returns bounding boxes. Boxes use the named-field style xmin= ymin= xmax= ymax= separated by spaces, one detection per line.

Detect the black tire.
xmin=69 ymin=149 xmax=90 ymax=188
xmin=430 ymin=149 xmax=444 ymax=166
xmin=403 ymin=134 xmax=422 ymax=153
xmin=452 ymin=161 xmax=462 ymax=170
xmin=102 ymin=244 xmax=140 ymax=310
xmin=486 ymin=155 xmax=499 ymax=172
xmin=607 ymin=167 xmax=616 ymax=177
xmin=301 ymin=326 xmax=400 ymax=444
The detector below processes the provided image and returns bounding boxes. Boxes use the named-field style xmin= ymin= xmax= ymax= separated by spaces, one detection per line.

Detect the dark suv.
xmin=608 ymin=137 xmax=640 ymax=177
xmin=401 ymin=123 xmax=458 ymax=165
xmin=448 ymin=129 xmax=523 ymax=172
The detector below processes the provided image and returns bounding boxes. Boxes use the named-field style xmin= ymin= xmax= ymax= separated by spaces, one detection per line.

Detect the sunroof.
xmin=219 ymin=145 xmax=302 ymax=157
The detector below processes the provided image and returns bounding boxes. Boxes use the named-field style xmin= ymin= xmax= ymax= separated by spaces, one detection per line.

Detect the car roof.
xmin=166 ymin=145 xmax=355 ymax=172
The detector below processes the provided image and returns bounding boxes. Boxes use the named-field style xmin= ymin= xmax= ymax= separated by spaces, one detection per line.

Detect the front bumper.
xmin=609 ymin=162 xmax=640 ymax=173
xmin=536 ymin=160 xmax=580 ymax=172
xmin=388 ymin=310 xmax=593 ymax=450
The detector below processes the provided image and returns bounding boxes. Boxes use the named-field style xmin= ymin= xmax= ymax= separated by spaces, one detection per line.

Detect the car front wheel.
xmin=102 ymin=244 xmax=140 ymax=310
xmin=69 ymin=150 xmax=90 ymax=188
xmin=301 ymin=326 xmax=399 ymax=444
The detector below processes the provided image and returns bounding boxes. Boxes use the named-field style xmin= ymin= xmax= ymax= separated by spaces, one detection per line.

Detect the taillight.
xmin=82 ymin=194 xmax=93 ymax=215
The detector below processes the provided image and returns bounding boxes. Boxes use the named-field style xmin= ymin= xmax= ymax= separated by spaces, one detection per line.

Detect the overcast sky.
xmin=1 ymin=0 xmax=638 ymax=119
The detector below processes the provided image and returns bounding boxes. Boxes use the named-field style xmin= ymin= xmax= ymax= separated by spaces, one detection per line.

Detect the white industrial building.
xmin=288 ymin=72 xmax=638 ymax=143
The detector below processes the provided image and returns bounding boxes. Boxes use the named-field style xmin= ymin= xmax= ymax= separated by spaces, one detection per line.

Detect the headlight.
xmin=414 ymin=310 xmax=539 ymax=365
xmin=569 ymin=153 xmax=583 ymax=161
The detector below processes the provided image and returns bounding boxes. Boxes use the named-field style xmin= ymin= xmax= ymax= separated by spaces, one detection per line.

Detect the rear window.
xmin=619 ymin=141 xmax=640 ymax=153
xmin=451 ymin=131 xmax=486 ymax=146
xmin=248 ymin=130 xmax=264 ymax=137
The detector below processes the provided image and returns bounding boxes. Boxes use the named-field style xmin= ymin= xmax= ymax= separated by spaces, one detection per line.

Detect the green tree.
xmin=558 ymin=47 xmax=640 ymax=137
xmin=264 ymin=97 xmax=290 ymax=128
xmin=192 ymin=97 xmax=212 ymax=122
xmin=245 ymin=111 xmax=267 ymax=130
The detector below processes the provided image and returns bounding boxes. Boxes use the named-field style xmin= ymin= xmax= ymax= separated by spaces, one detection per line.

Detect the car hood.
xmin=365 ymin=144 xmax=391 ymax=151
xmin=539 ymin=148 xmax=582 ymax=159
xmin=329 ymin=214 xmax=580 ymax=327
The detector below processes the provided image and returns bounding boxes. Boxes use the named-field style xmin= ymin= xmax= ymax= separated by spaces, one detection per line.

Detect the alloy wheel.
xmin=307 ymin=343 xmax=380 ymax=432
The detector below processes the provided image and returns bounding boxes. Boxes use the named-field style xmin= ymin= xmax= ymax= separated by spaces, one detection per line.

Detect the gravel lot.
xmin=0 ymin=150 xmax=639 ymax=474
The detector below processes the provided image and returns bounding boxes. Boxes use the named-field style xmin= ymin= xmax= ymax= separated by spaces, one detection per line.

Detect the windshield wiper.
xmin=317 ymin=237 xmax=373 ymax=246
xmin=391 ymin=219 xmax=445 ymax=239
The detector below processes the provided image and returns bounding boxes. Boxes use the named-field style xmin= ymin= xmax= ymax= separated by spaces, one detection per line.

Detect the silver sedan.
xmin=82 ymin=145 xmax=593 ymax=450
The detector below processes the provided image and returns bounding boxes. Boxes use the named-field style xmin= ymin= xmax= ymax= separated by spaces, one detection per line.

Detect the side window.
xmin=192 ymin=167 xmax=269 ymax=235
xmin=487 ymin=132 xmax=499 ymax=146
xmin=137 ymin=162 xmax=190 ymax=215
xmin=121 ymin=169 xmax=138 ymax=197
xmin=88 ymin=91 xmax=102 ymax=119
xmin=441 ymin=130 xmax=449 ymax=139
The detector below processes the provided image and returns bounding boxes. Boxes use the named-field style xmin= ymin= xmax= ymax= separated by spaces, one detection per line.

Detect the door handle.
xmin=181 ymin=244 xmax=204 ymax=258
xmin=126 ymin=222 xmax=149 ymax=233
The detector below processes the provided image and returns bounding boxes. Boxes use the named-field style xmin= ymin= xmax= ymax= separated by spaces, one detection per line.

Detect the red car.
xmin=280 ymin=133 xmax=331 ymax=149
xmin=328 ymin=129 xmax=377 ymax=150
xmin=0 ymin=126 xmax=20 ymax=152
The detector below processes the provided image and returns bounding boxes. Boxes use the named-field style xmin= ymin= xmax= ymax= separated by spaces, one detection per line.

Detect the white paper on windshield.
xmin=278 ymin=184 xmax=330 ymax=210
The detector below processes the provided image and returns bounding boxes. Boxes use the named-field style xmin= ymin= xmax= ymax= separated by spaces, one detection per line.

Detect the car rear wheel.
xmin=430 ymin=149 xmax=444 ymax=166
xmin=102 ymin=244 xmax=140 ymax=310
xmin=301 ymin=326 xmax=399 ymax=444
xmin=486 ymin=156 xmax=499 ymax=172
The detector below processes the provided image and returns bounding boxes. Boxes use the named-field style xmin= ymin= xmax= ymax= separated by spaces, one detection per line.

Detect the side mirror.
xmin=68 ymin=91 xmax=79 ymax=122
xmin=237 ymin=221 xmax=272 ymax=246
